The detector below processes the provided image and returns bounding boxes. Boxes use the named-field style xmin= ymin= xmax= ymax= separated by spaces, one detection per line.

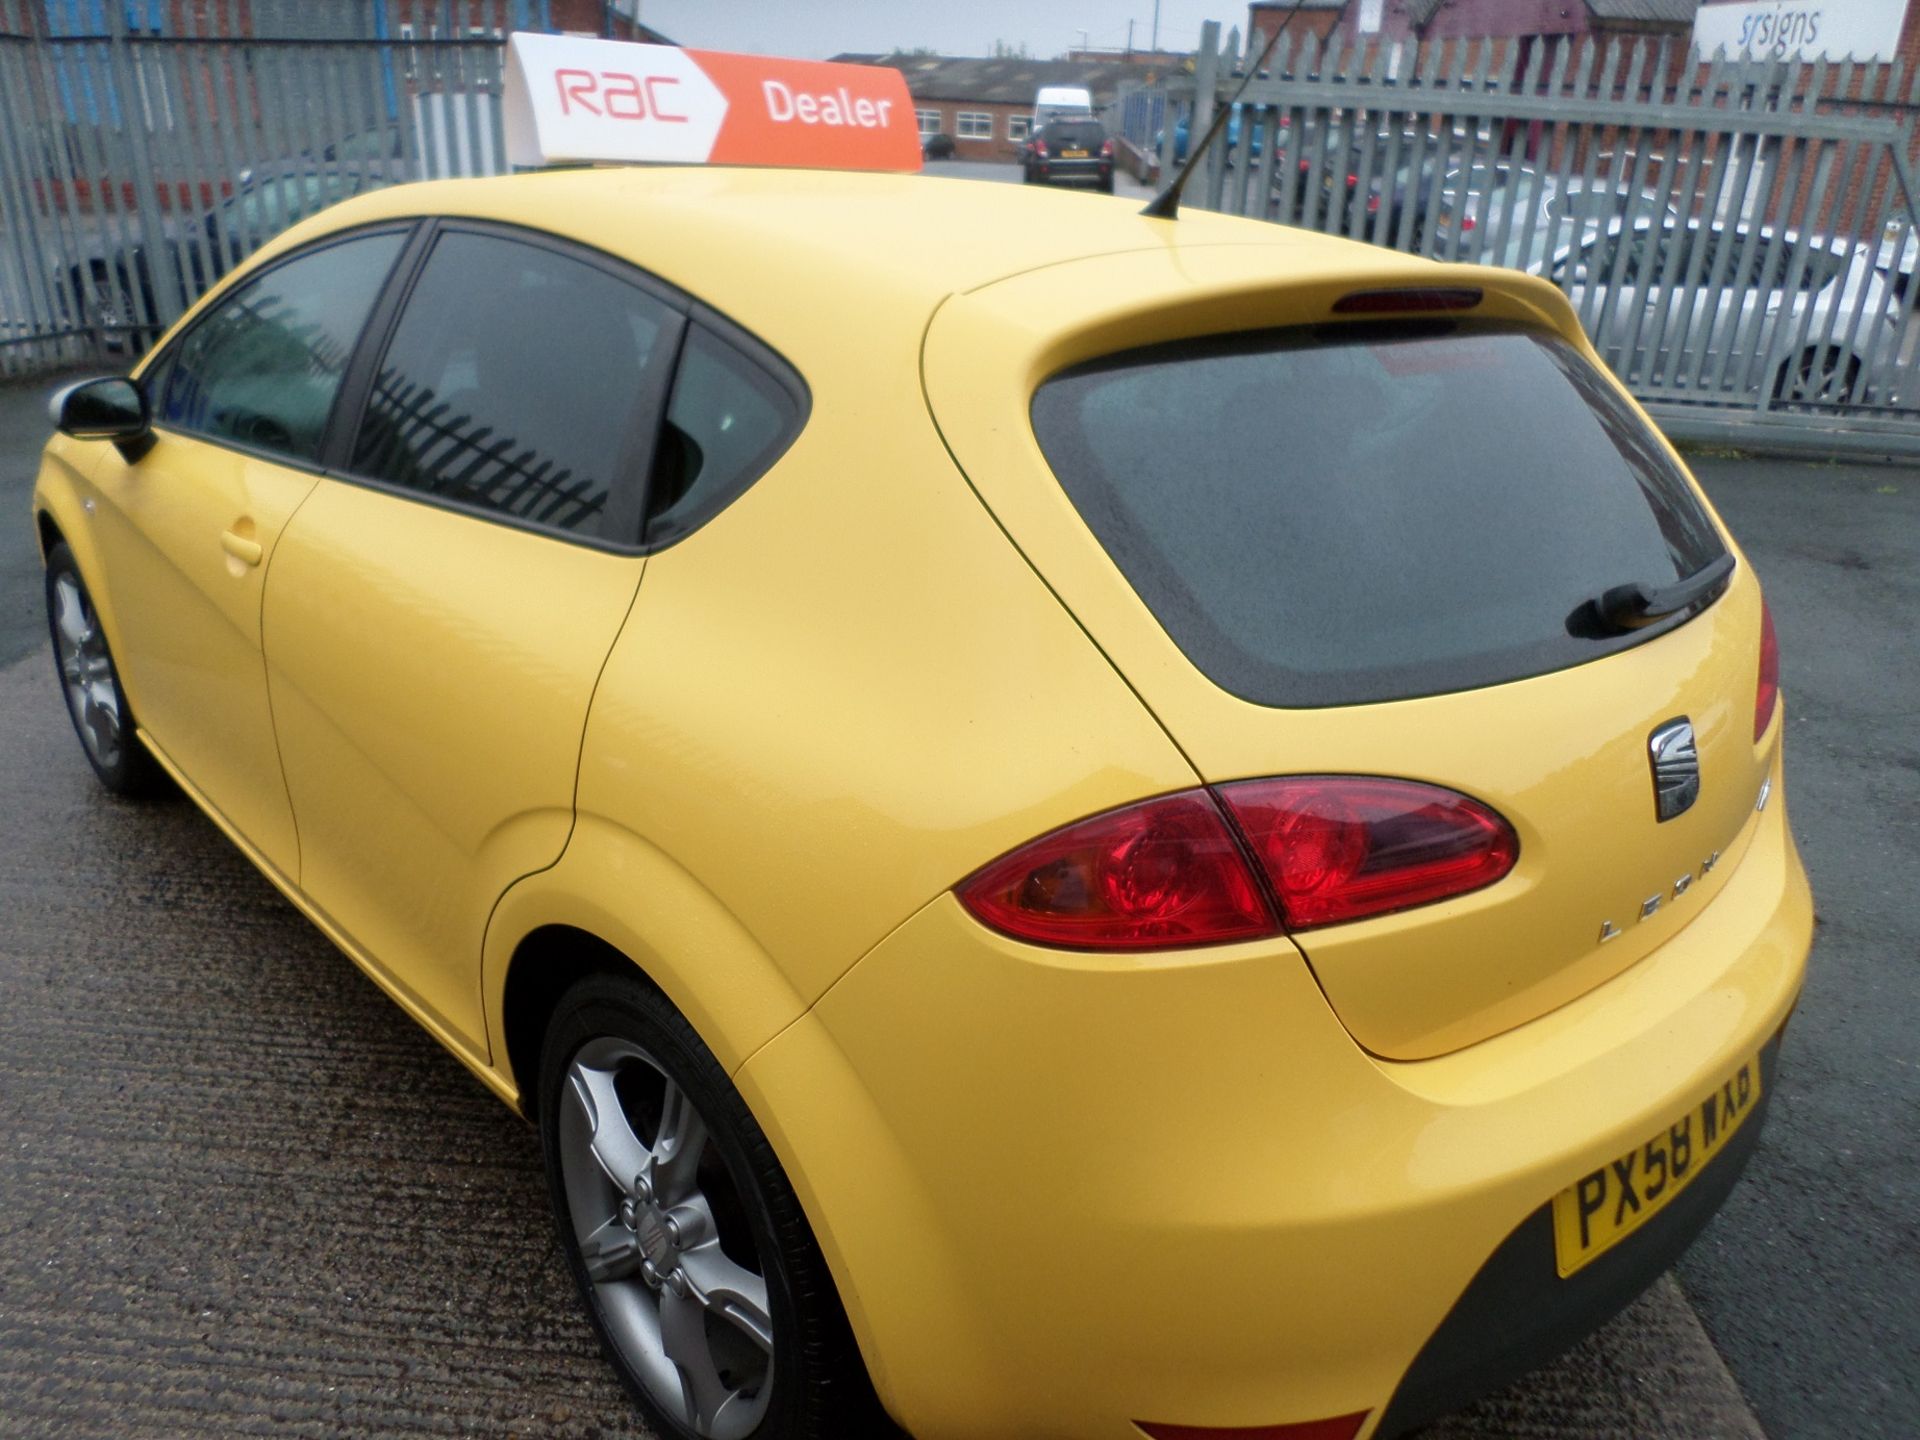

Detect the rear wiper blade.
xmin=1569 ymin=552 xmax=1736 ymax=638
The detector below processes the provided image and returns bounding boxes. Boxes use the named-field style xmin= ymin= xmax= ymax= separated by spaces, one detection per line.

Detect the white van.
xmin=1033 ymin=85 xmax=1095 ymax=127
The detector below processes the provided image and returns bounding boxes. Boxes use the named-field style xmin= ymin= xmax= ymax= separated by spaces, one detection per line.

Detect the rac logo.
xmin=554 ymin=68 xmax=687 ymax=122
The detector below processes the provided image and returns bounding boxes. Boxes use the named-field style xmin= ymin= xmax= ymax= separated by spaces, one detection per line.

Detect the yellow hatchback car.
xmin=33 ymin=165 xmax=1810 ymax=1440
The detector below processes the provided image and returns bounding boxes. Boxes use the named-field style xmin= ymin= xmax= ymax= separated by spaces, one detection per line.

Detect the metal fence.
xmin=1121 ymin=22 xmax=1920 ymax=456
xmin=0 ymin=0 xmax=512 ymax=376
xmin=5 ymin=8 xmax=1918 ymax=457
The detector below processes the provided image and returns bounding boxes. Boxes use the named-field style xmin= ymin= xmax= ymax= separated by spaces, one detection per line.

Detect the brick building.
xmin=834 ymin=53 xmax=1150 ymax=163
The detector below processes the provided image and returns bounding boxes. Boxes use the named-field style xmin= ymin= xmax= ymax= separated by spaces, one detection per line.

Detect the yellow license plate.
xmin=1550 ymin=1052 xmax=1762 ymax=1277
xmin=1060 ymin=148 xmax=1089 ymax=158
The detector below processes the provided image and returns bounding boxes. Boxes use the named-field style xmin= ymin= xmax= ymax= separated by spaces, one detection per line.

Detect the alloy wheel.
xmin=51 ymin=571 xmax=124 ymax=772
xmin=558 ymin=1036 xmax=775 ymax=1439
xmin=1782 ymin=347 xmax=1860 ymax=407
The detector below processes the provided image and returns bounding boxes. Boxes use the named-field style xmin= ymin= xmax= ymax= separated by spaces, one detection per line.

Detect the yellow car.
xmin=33 ymin=166 xmax=1810 ymax=1440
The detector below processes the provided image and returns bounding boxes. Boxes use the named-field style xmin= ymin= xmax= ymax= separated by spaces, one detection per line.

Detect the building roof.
xmin=830 ymin=53 xmax=1158 ymax=106
xmin=1397 ymin=0 xmax=1698 ymax=27
xmin=1582 ymin=0 xmax=1699 ymax=23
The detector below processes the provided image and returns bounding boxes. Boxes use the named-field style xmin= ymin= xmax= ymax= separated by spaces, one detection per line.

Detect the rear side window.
xmin=1030 ymin=324 xmax=1727 ymax=708
xmin=645 ymin=324 xmax=805 ymax=546
xmin=351 ymin=230 xmax=676 ymax=540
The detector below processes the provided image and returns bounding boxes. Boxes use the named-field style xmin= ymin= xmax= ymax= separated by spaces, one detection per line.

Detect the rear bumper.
xmin=735 ymin=758 xmax=1810 ymax=1440
xmin=1374 ymin=1029 xmax=1782 ymax=1438
xmin=1031 ymin=159 xmax=1112 ymax=186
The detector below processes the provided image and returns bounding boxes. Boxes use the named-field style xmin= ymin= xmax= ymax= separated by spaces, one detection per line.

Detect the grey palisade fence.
xmin=1120 ymin=20 xmax=1920 ymax=456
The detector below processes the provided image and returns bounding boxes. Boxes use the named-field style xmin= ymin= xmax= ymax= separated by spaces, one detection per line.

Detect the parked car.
xmin=36 ymin=161 xmax=1809 ymax=1440
xmin=1158 ymin=102 xmax=1268 ymax=166
xmin=1442 ymin=169 xmax=1678 ymax=270
xmin=921 ymin=131 xmax=954 ymax=160
xmin=1023 ymin=117 xmax=1115 ymax=192
xmin=62 ymin=163 xmax=390 ymax=353
xmin=1541 ymin=216 xmax=1912 ymax=405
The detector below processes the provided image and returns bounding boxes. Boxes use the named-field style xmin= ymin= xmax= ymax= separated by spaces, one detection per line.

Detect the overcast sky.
xmin=632 ymin=1 xmax=1234 ymax=62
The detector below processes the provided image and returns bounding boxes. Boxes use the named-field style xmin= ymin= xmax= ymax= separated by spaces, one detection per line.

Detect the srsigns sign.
xmin=1692 ymin=0 xmax=1908 ymax=60
xmin=503 ymin=33 xmax=922 ymax=172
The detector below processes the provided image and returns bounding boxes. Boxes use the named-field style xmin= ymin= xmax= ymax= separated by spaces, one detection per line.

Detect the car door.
xmin=262 ymin=224 xmax=679 ymax=1054
xmin=84 ymin=227 xmax=412 ymax=878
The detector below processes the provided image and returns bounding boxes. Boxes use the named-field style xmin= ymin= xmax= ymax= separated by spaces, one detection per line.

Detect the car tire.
xmin=83 ymin=263 xmax=145 ymax=356
xmin=1100 ymin=174 xmax=1115 ymax=194
xmin=1774 ymin=346 xmax=1861 ymax=408
xmin=43 ymin=542 xmax=166 ymax=797
xmin=538 ymin=972 xmax=893 ymax=1440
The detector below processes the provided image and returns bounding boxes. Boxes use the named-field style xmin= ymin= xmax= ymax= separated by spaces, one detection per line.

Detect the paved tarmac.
xmin=2 ymin=372 xmax=1912 ymax=1439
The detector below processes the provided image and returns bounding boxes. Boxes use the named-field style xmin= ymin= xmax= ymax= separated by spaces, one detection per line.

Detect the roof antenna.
xmin=1141 ymin=5 xmax=1302 ymax=221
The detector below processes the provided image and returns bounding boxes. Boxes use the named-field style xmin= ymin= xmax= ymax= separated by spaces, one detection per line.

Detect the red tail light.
xmin=958 ymin=792 xmax=1273 ymax=950
xmin=1032 ymin=139 xmax=1048 ymax=158
xmin=1332 ymin=286 xmax=1482 ymax=314
xmin=959 ymin=779 xmax=1518 ymax=949
xmin=1101 ymin=139 xmax=1114 ymax=157
xmin=1755 ymin=600 xmax=1780 ymax=740
xmin=1461 ymin=214 xmax=1478 ymax=231
xmin=1219 ymin=777 xmax=1517 ymax=930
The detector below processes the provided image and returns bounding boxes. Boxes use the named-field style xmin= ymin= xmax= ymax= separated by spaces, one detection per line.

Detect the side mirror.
xmin=49 ymin=376 xmax=154 ymax=461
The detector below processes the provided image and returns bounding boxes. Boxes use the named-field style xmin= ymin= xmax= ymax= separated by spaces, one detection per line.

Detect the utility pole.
xmin=1126 ymin=19 xmax=1134 ymax=56
xmin=1151 ymin=0 xmax=1160 ymax=52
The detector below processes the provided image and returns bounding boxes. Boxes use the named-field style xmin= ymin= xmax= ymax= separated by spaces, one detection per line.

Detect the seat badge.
xmin=1649 ymin=718 xmax=1700 ymax=822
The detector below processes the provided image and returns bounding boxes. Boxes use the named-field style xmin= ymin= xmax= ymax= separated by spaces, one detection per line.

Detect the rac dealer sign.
xmin=504 ymin=33 xmax=922 ymax=172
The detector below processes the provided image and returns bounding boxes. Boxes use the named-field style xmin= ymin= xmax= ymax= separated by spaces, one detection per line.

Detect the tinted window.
xmin=352 ymin=231 xmax=674 ymax=539
xmin=1041 ymin=120 xmax=1107 ymax=150
xmin=153 ymin=230 xmax=404 ymax=462
xmin=1030 ymin=325 xmax=1727 ymax=708
xmin=645 ymin=325 xmax=803 ymax=545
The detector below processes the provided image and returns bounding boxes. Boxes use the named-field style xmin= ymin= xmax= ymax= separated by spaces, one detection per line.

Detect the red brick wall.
xmin=912 ymin=99 xmax=1034 ymax=162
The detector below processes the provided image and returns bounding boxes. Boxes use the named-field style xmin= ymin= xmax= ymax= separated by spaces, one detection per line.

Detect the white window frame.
xmin=1007 ymin=114 xmax=1032 ymax=142
xmin=955 ymin=111 xmax=993 ymax=140
xmin=915 ymin=108 xmax=941 ymax=136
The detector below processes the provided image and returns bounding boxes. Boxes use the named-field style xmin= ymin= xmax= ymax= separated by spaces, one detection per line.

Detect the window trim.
xmin=1007 ymin=114 xmax=1032 ymax=141
xmin=955 ymin=111 xmax=993 ymax=140
xmin=915 ymin=108 xmax=941 ymax=136
xmin=133 ymin=220 xmax=422 ymax=479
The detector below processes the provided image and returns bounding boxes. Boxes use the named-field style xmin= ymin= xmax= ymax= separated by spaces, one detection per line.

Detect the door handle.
xmin=220 ymin=529 xmax=263 ymax=566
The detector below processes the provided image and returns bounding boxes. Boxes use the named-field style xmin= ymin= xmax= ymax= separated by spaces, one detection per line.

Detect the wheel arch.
xmin=498 ymin=923 xmax=649 ymax=1119
xmin=35 ymin=507 xmax=65 ymax=563
xmin=32 ymin=460 xmax=137 ymax=693
xmin=484 ymin=813 xmax=814 ymax=1115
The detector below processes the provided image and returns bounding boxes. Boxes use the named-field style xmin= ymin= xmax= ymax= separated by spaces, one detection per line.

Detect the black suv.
xmin=1023 ymin=119 xmax=1114 ymax=193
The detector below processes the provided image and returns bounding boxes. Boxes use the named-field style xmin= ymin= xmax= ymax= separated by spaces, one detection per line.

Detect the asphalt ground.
xmin=1 ymin=369 xmax=1912 ymax=1438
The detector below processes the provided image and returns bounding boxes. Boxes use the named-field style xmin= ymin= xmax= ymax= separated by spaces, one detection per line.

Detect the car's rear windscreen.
xmin=1030 ymin=323 xmax=1728 ymax=708
xmin=1041 ymin=121 xmax=1107 ymax=150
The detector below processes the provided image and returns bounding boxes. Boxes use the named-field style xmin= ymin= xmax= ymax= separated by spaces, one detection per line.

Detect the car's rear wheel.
xmin=538 ymin=973 xmax=889 ymax=1440
xmin=84 ymin=262 xmax=143 ymax=355
xmin=1774 ymin=345 xmax=1861 ymax=408
xmin=43 ymin=542 xmax=164 ymax=797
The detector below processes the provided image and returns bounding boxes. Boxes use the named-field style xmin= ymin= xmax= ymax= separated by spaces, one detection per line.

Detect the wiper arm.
xmin=1569 ymin=552 xmax=1736 ymax=638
